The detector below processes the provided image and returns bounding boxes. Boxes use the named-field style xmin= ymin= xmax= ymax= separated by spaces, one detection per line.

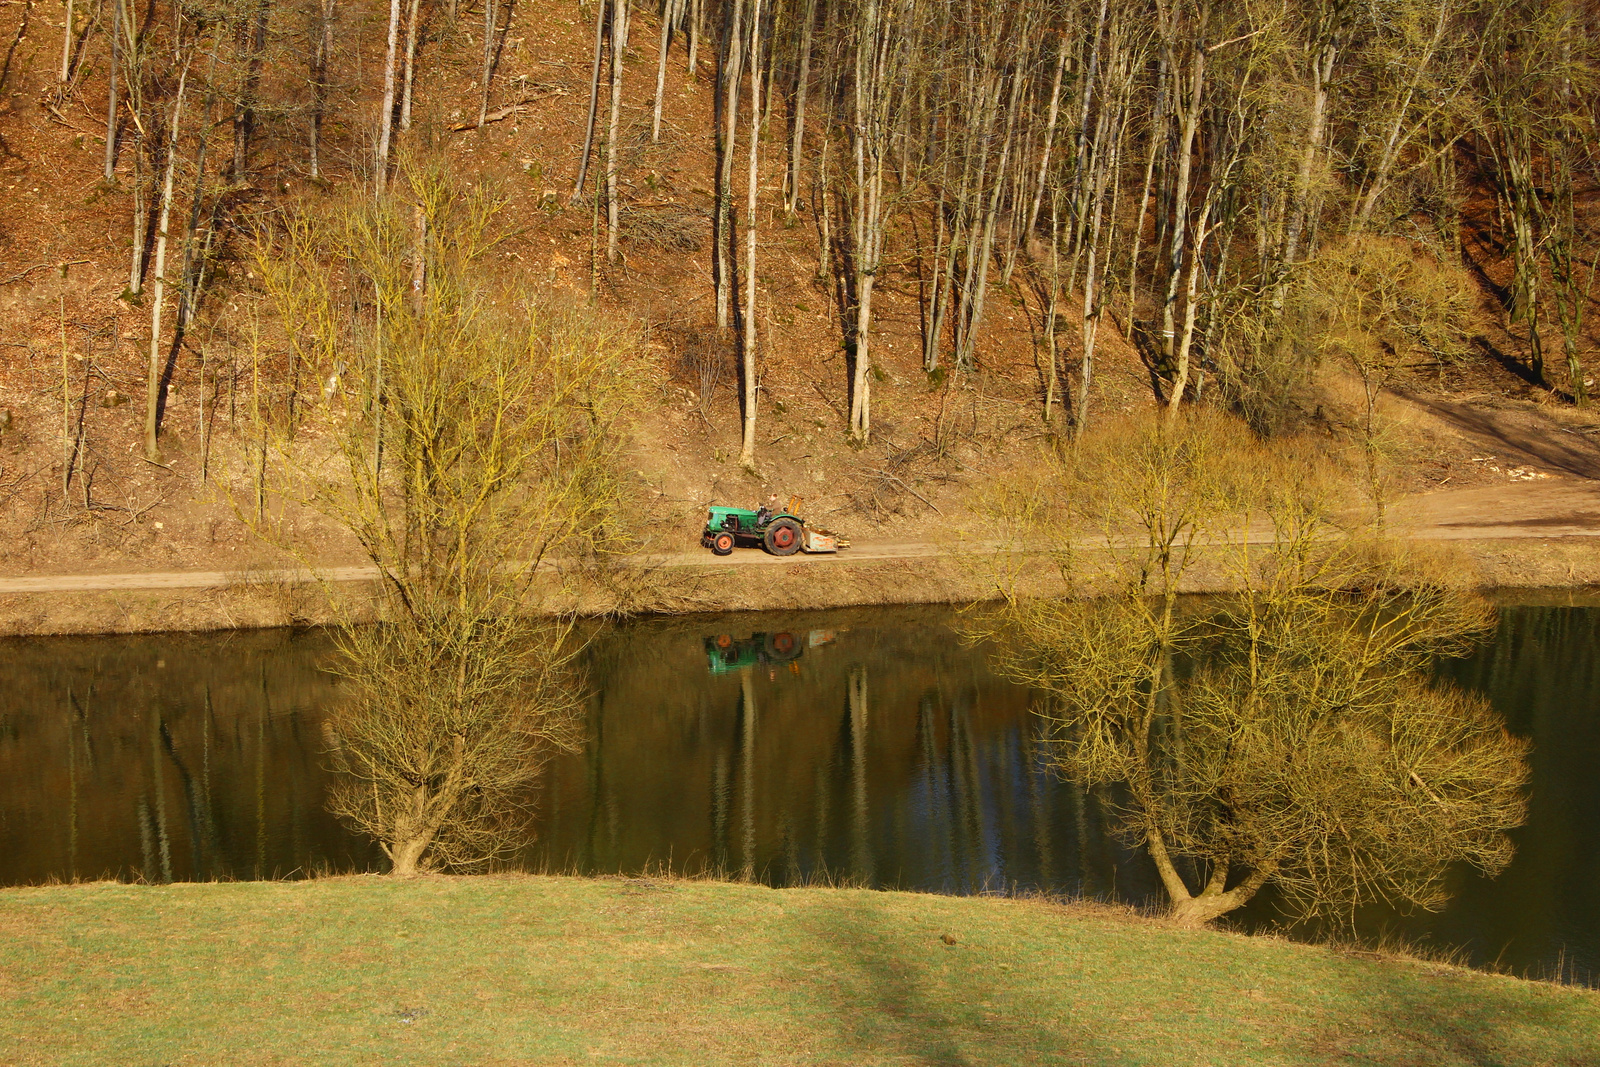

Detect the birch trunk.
xmin=310 ymin=0 xmax=334 ymax=176
xmin=573 ymin=0 xmax=606 ymax=198
xmin=605 ymin=0 xmax=626 ymax=264
xmin=128 ymin=137 xmax=145 ymax=293
xmin=783 ymin=0 xmax=814 ymax=214
xmin=686 ymin=0 xmax=699 ymax=73
xmin=652 ymin=0 xmax=675 ymax=141
xmin=1279 ymin=36 xmax=1339 ymax=278
xmin=104 ymin=0 xmax=119 ymax=180
xmin=1023 ymin=39 xmax=1067 ymax=246
xmin=714 ymin=0 xmax=745 ymax=330
xmin=376 ymin=0 xmax=401 ymax=188
xmin=59 ymin=0 xmax=71 ymax=83
xmin=1159 ymin=6 xmax=1207 ymax=372
xmin=400 ymin=0 xmax=421 ymax=131
xmin=478 ymin=0 xmax=495 ymax=127
xmin=145 ymin=66 xmax=188 ymax=463
xmin=739 ymin=0 xmax=762 ymax=468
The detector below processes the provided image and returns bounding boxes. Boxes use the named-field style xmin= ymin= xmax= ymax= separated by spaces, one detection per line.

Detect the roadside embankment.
xmin=6 ymin=530 xmax=1600 ymax=635
xmin=1 ymin=874 xmax=1594 ymax=1065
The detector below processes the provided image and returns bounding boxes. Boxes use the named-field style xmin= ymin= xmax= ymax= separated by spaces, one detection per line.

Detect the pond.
xmin=1 ymin=601 xmax=1596 ymax=984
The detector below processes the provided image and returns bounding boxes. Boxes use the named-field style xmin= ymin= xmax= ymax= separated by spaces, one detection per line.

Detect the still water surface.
xmin=2 ymin=603 xmax=1596 ymax=982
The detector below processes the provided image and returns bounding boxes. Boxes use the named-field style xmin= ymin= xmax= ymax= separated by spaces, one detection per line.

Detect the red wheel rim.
xmin=772 ymin=633 xmax=796 ymax=654
xmin=715 ymin=634 xmax=733 ymax=649
xmin=774 ymin=527 xmax=795 ymax=548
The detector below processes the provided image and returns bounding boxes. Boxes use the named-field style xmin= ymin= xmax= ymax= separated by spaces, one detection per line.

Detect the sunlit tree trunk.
xmin=739 ymin=0 xmax=763 ymax=468
xmin=376 ymin=0 xmax=402 ymax=188
xmin=605 ymin=0 xmax=628 ymax=264
xmin=145 ymin=64 xmax=188 ymax=462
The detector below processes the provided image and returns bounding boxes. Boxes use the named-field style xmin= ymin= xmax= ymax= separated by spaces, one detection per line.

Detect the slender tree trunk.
xmin=605 ymin=0 xmax=626 ymax=264
xmin=104 ymin=0 xmax=120 ymax=181
xmin=1166 ymin=198 xmax=1213 ymax=421
xmin=478 ymin=0 xmax=495 ymax=127
xmin=177 ymin=94 xmax=214 ymax=334
xmin=1024 ymin=38 xmax=1067 ymax=246
xmin=573 ymin=0 xmax=606 ymax=198
xmin=376 ymin=0 xmax=402 ymax=188
xmin=715 ymin=0 xmax=746 ymax=330
xmin=146 ymin=65 xmax=188 ymax=463
xmin=1354 ymin=0 xmax=1449 ymax=229
xmin=1043 ymin=190 xmax=1062 ymax=423
xmin=59 ymin=0 xmax=71 ymax=83
xmin=128 ymin=136 xmax=145 ymax=293
xmin=784 ymin=0 xmax=814 ymax=214
xmin=739 ymin=0 xmax=762 ymax=468
xmin=1159 ymin=7 xmax=1207 ymax=373
xmin=957 ymin=63 xmax=1023 ymax=370
xmin=401 ymin=0 xmax=421 ymax=131
xmin=233 ymin=0 xmax=270 ymax=182
xmin=1279 ymin=35 xmax=1339 ymax=282
xmin=652 ymin=0 xmax=675 ymax=141
xmin=310 ymin=0 xmax=334 ymax=176
xmin=686 ymin=0 xmax=699 ymax=72
xmin=1124 ymin=48 xmax=1170 ymax=327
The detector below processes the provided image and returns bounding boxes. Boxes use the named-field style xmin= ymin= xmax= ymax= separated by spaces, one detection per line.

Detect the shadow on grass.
xmin=1319 ymin=956 xmax=1600 ymax=1067
xmin=789 ymin=893 xmax=1112 ymax=1066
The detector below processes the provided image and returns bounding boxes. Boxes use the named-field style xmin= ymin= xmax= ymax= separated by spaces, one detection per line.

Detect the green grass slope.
xmin=1 ymin=875 xmax=1595 ymax=1065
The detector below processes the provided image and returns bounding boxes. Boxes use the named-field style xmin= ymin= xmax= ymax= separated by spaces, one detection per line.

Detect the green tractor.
xmin=700 ymin=499 xmax=847 ymax=556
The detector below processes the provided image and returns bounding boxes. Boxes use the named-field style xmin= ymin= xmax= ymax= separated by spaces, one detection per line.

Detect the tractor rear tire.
xmin=764 ymin=518 xmax=802 ymax=556
xmin=711 ymin=532 xmax=736 ymax=556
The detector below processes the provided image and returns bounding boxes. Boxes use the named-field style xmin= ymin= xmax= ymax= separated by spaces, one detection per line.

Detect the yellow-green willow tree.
xmin=253 ymin=160 xmax=638 ymax=874
xmin=977 ymin=414 xmax=1529 ymax=926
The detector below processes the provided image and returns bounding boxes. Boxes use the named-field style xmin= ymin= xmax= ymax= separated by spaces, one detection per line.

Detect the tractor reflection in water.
xmin=704 ymin=630 xmax=838 ymax=679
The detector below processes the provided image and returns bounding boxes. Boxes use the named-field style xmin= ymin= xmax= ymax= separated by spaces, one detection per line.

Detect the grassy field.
xmin=1 ymin=875 xmax=1596 ymax=1066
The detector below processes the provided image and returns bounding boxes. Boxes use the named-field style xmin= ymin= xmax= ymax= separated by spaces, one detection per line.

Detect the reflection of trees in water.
xmin=0 ymin=632 xmax=351 ymax=885
xmin=323 ymin=619 xmax=582 ymax=876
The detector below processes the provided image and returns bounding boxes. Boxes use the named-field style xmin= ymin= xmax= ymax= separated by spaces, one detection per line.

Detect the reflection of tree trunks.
xmin=66 ymin=693 xmax=79 ymax=879
xmin=712 ymin=748 xmax=730 ymax=872
xmin=151 ymin=713 xmax=173 ymax=883
xmin=255 ymin=667 xmax=268 ymax=879
xmin=740 ymin=670 xmax=757 ymax=881
xmin=1021 ymin=731 xmax=1054 ymax=888
xmin=847 ymin=667 xmax=871 ymax=884
xmin=138 ymin=796 xmax=155 ymax=882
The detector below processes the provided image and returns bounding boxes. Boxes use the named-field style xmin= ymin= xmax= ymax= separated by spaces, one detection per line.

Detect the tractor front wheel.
xmin=764 ymin=518 xmax=802 ymax=556
xmin=711 ymin=531 xmax=736 ymax=556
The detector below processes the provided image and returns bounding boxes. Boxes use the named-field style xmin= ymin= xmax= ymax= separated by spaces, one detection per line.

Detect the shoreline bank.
xmin=5 ymin=532 xmax=1600 ymax=636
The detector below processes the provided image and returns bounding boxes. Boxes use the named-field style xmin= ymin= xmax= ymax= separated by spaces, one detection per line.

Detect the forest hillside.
xmin=0 ymin=0 xmax=1597 ymax=592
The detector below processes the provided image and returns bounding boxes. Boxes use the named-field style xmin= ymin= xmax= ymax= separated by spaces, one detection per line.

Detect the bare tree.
xmin=252 ymin=159 xmax=639 ymax=873
xmin=977 ymin=413 xmax=1529 ymax=927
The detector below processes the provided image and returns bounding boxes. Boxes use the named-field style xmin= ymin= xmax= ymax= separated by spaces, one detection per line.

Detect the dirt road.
xmin=5 ymin=482 xmax=1600 ymax=597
